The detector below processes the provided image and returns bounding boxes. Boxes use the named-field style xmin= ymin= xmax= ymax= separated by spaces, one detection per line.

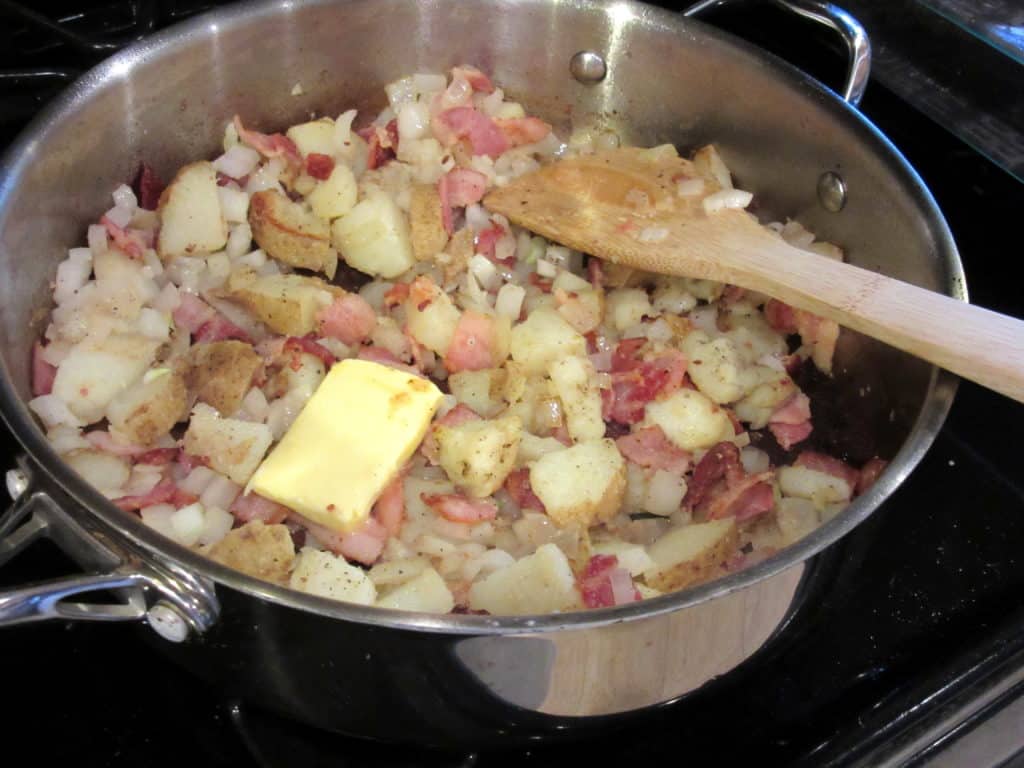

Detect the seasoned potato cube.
xmin=683 ymin=331 xmax=745 ymax=405
xmin=502 ymin=363 xmax=556 ymax=434
xmin=53 ymin=334 xmax=160 ymax=423
xmin=249 ymin=189 xmax=336 ymax=277
xmin=776 ymin=497 xmax=821 ymax=544
xmin=547 ymin=355 xmax=604 ymax=441
xmin=368 ymin=556 xmax=432 ymax=587
xmin=331 ymin=191 xmax=415 ymax=278
xmin=644 ymin=389 xmax=733 ymax=451
xmin=529 ymin=439 xmax=626 ymax=529
xmin=591 ymin=538 xmax=655 ymax=576
xmin=516 ymin=433 xmax=566 ymax=465
xmin=408 ymin=184 xmax=448 ymax=261
xmin=448 ymin=368 xmax=506 ymax=418
xmin=652 ymin=276 xmax=697 ymax=315
xmin=289 ymin=547 xmax=377 ymax=604
xmin=186 ymin=340 xmax=263 ymax=416
xmin=436 ymin=415 xmax=522 ymax=498
xmin=509 ymin=307 xmax=586 ymax=374
xmin=157 ymin=161 xmax=228 ymax=259
xmin=183 ymin=408 xmax=273 ymax=485
xmin=723 ymin=312 xmax=787 ymax=364
xmin=105 ymin=368 xmax=188 ymax=446
xmin=226 ymin=270 xmax=338 ymax=336
xmin=306 ymin=164 xmax=358 ymax=221
xmin=285 ymin=118 xmax=336 ymax=157
xmin=605 ymin=288 xmax=653 ymax=332
xmin=778 ymin=466 xmax=852 ymax=506
xmin=203 ymin=520 xmax=295 ymax=585
xmin=468 ymin=542 xmax=580 ymax=614
xmin=405 ymin=278 xmax=461 ymax=355
xmin=376 ymin=567 xmax=455 ymax=613
xmin=642 ymin=518 xmax=738 ymax=591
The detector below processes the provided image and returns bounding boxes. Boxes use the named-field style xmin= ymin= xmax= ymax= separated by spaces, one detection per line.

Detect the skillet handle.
xmin=683 ymin=0 xmax=872 ymax=106
xmin=0 ymin=457 xmax=219 ymax=641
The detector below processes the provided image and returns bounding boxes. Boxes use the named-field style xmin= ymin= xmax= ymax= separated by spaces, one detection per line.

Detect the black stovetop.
xmin=1 ymin=2 xmax=1023 ymax=766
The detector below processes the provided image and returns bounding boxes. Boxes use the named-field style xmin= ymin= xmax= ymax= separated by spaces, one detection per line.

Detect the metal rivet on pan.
xmin=147 ymin=601 xmax=191 ymax=643
xmin=570 ymin=51 xmax=607 ymax=84
xmin=818 ymin=171 xmax=847 ymax=212
xmin=5 ymin=468 xmax=29 ymax=501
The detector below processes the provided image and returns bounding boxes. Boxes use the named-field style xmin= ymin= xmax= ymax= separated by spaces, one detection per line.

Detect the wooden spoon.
xmin=484 ymin=147 xmax=1024 ymax=403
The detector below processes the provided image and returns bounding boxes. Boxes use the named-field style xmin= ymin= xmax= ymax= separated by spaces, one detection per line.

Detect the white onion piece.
xmin=609 ymin=567 xmax=638 ymax=605
xmin=757 ymin=353 xmax=786 ymax=372
xmin=238 ymin=387 xmax=269 ymax=422
xmin=237 ymin=248 xmax=267 ymax=269
xmin=645 ymin=318 xmax=673 ymax=342
xmin=170 ymin=503 xmax=206 ymax=547
xmin=200 ymin=474 xmax=241 ymax=512
xmin=740 ymin=446 xmax=771 ymax=475
xmin=197 ymin=506 xmax=234 ymax=547
xmin=494 ymin=283 xmax=525 ymax=320
xmin=103 ymin=204 xmax=133 ymax=229
xmin=111 ymin=184 xmax=137 ymax=211
xmin=644 ymin=470 xmax=687 ymax=516
xmin=55 ymin=248 xmax=93 ymax=305
xmin=535 ymin=259 xmax=557 ymax=278
xmin=702 ymin=189 xmax=753 ymax=214
xmin=464 ymin=204 xmax=490 ymax=233
xmin=47 ymin=426 xmax=89 ymax=454
xmin=87 ymin=224 xmax=108 ymax=256
xmin=245 ymin=157 xmax=285 ymax=194
xmin=29 ymin=394 xmax=82 ymax=428
xmin=152 ymin=282 xmax=181 ymax=313
xmin=469 ymin=254 xmax=501 ymax=291
xmin=122 ymin=466 xmax=162 ymax=496
xmin=396 ymin=101 xmax=430 ymax=141
xmin=140 ymin=504 xmax=176 ymax=537
xmin=179 ymin=466 xmax=218 ymax=496
xmin=137 ymin=307 xmax=170 ymax=341
xmin=676 ymin=177 xmax=705 ymax=197
xmin=217 ymin=186 xmax=250 ymax=224
xmin=213 ymin=144 xmax=261 ymax=179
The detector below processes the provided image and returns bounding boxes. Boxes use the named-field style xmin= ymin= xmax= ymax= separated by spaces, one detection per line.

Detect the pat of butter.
xmin=249 ymin=359 xmax=442 ymax=533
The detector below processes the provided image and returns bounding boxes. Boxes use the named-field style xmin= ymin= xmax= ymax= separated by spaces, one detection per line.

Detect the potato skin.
xmin=226 ymin=270 xmax=343 ymax=337
xmin=106 ymin=370 xmax=188 ymax=446
xmin=409 ymin=184 xmax=449 ymax=262
xmin=203 ymin=520 xmax=295 ymax=585
xmin=249 ymin=189 xmax=335 ymax=275
xmin=643 ymin=520 xmax=738 ymax=592
xmin=186 ymin=340 xmax=262 ymax=416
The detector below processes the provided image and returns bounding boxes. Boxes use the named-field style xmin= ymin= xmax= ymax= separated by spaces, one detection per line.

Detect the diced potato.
xmin=249 ymin=189 xmax=336 ymax=277
xmin=105 ymin=368 xmax=188 ymax=445
xmin=501 ymin=362 xmax=553 ymax=434
xmin=408 ymin=184 xmax=448 ymax=261
xmin=644 ymin=389 xmax=733 ymax=452
xmin=203 ymin=520 xmax=295 ymax=585
xmin=591 ymin=538 xmax=655 ymax=576
xmin=547 ymin=355 xmax=604 ymax=441
xmin=733 ymin=367 xmax=796 ymax=429
xmin=643 ymin=469 xmax=688 ymax=517
xmin=529 ymin=439 xmax=626 ymax=529
xmin=692 ymin=144 xmax=733 ymax=190
xmin=376 ymin=567 xmax=455 ymax=613
xmin=285 ymin=118 xmax=336 ymax=157
xmin=468 ymin=542 xmax=580 ymax=614
xmin=157 ymin=161 xmax=229 ymax=259
xmin=186 ymin=340 xmax=263 ymax=416
xmin=93 ymin=250 xmax=154 ymax=322
xmin=226 ymin=270 xmax=338 ymax=336
xmin=436 ymin=414 xmax=522 ymax=497
xmin=683 ymin=331 xmax=745 ymax=405
xmin=723 ymin=312 xmax=787 ymax=364
xmin=368 ymin=556 xmax=432 ymax=587
xmin=652 ymin=276 xmax=697 ymax=315
xmin=556 ymin=287 xmax=604 ymax=334
xmin=183 ymin=408 xmax=273 ymax=485
xmin=331 ymin=191 xmax=415 ymax=278
xmin=509 ymin=307 xmax=586 ymax=374
xmin=64 ymin=449 xmax=130 ymax=495
xmin=776 ymin=497 xmax=820 ymax=544
xmin=516 ymin=433 xmax=566 ymax=465
xmin=405 ymin=279 xmax=461 ymax=355
xmin=289 ymin=547 xmax=377 ymax=604
xmin=642 ymin=518 xmax=738 ymax=591
xmin=53 ymin=334 xmax=160 ymax=423
xmin=448 ymin=368 xmax=505 ymax=418
xmin=306 ymin=164 xmax=358 ymax=221
xmin=778 ymin=466 xmax=852 ymax=506
xmin=605 ymin=288 xmax=653 ymax=332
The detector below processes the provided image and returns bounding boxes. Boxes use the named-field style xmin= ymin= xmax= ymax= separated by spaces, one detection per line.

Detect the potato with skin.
xmin=53 ymin=334 xmax=161 ymax=423
xmin=289 ymin=547 xmax=376 ymax=604
xmin=644 ymin=389 xmax=734 ymax=451
xmin=436 ymin=414 xmax=522 ymax=498
xmin=249 ymin=189 xmax=337 ymax=278
xmin=157 ymin=161 xmax=228 ymax=259
xmin=186 ymin=340 xmax=263 ymax=416
xmin=331 ymin=191 xmax=415 ymax=278
xmin=183 ymin=407 xmax=273 ymax=485
xmin=203 ymin=520 xmax=295 ymax=585
xmin=226 ymin=270 xmax=341 ymax=336
xmin=529 ymin=439 xmax=626 ymax=529
xmin=547 ymin=355 xmax=604 ymax=441
xmin=376 ymin=567 xmax=455 ymax=613
xmin=105 ymin=368 xmax=188 ymax=446
xmin=408 ymin=184 xmax=448 ymax=261
xmin=642 ymin=518 xmax=738 ymax=591
xmin=468 ymin=542 xmax=580 ymax=615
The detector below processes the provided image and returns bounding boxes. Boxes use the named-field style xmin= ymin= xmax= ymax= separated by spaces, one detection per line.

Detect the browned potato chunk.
xmin=642 ymin=518 xmax=738 ymax=592
xmin=408 ymin=184 xmax=448 ymax=261
xmin=105 ymin=369 xmax=188 ymax=446
xmin=249 ymin=189 xmax=337 ymax=277
xmin=157 ymin=161 xmax=228 ymax=259
xmin=440 ymin=227 xmax=474 ymax=283
xmin=529 ymin=439 xmax=626 ymax=529
xmin=186 ymin=340 xmax=262 ymax=416
xmin=226 ymin=270 xmax=342 ymax=337
xmin=203 ymin=520 xmax=295 ymax=585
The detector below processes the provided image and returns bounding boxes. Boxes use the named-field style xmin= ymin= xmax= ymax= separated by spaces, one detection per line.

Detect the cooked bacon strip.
xmin=474 ymin=223 xmax=506 ymax=260
xmin=686 ymin=441 xmax=744 ymax=508
xmin=373 ymin=475 xmax=405 ymax=536
xmin=765 ymin=299 xmax=798 ymax=334
xmin=316 ymin=293 xmax=377 ymax=346
xmin=769 ymin=421 xmax=813 ymax=451
xmin=444 ymin=310 xmax=498 ymax=373
xmin=113 ymin=481 xmax=197 ymax=512
xmin=232 ymin=115 xmax=302 ymax=169
xmin=495 ymin=117 xmax=551 ymax=147
xmin=172 ymin=293 xmax=217 ymax=333
xmin=361 ymin=119 xmax=400 ymax=170
xmin=615 ymin=426 xmax=692 ymax=475
xmin=588 ymin=258 xmax=605 ymax=289
xmin=134 ymin=447 xmax=179 ymax=466
xmin=856 ymin=457 xmax=888 ymax=495
xmin=283 ymin=336 xmax=337 ymax=368
xmin=305 ymin=153 xmax=335 ymax=180
xmin=764 ymin=299 xmax=839 ymax=372
xmin=32 ymin=342 xmax=56 ymax=397
xmin=702 ymin=472 xmax=775 ymax=522
xmin=100 ymin=215 xmax=146 ymax=259
xmin=422 ymin=493 xmax=498 ymax=523
xmin=438 ymin=168 xmax=487 ymax=235
xmin=383 ymin=282 xmax=410 ymax=308
xmin=604 ymin=342 xmax=688 ymax=425
xmin=451 ymin=65 xmax=495 ymax=93
xmin=433 ymin=107 xmax=508 ymax=159
xmin=504 ymin=468 xmax=545 ymax=512
xmin=177 ymin=449 xmax=210 ymax=473
xmin=291 ymin=513 xmax=387 ymax=565
xmin=133 ymin=163 xmax=165 ymax=210
xmin=768 ymin=392 xmax=813 ymax=450
xmin=194 ymin=314 xmax=252 ymax=344
xmin=231 ymin=493 xmax=290 ymax=524
xmin=794 ymin=450 xmax=860 ymax=491
xmin=578 ymin=554 xmax=640 ymax=608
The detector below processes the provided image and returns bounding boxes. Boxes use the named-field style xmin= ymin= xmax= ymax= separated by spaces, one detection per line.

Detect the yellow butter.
xmin=249 ymin=359 xmax=442 ymax=533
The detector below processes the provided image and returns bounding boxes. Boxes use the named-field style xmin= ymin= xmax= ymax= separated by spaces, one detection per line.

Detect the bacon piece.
xmin=686 ymin=441 xmax=744 ymax=508
xmin=135 ymin=447 xmax=179 ymax=466
xmin=84 ymin=430 xmax=148 ymax=457
xmin=32 ymin=342 xmax=56 ymax=397
xmin=605 ymin=345 xmax=688 ymax=425
xmin=611 ymin=338 xmax=647 ymax=373
xmin=383 ymin=282 xmax=410 ymax=308
xmin=305 ymin=152 xmax=335 ymax=180
xmin=283 ymin=336 xmax=337 ymax=368
xmin=768 ymin=392 xmax=813 ymax=450
xmin=769 ymin=421 xmax=813 ymax=451
xmin=444 ymin=310 xmax=497 ymax=373
xmin=433 ymin=107 xmax=509 ymax=159
xmin=316 ymin=293 xmax=376 ymax=346
xmin=794 ymin=451 xmax=860 ymax=491
xmin=230 ymin=493 xmax=290 ymax=524
xmin=856 ymin=457 xmax=888 ymax=495
xmin=373 ymin=475 xmax=405 ymax=537
xmin=100 ymin=215 xmax=146 ymax=259
xmin=233 ymin=115 xmax=302 ymax=169
xmin=588 ymin=258 xmax=605 ymax=289
xmin=422 ymin=493 xmax=498 ymax=523
xmin=451 ymin=65 xmax=495 ymax=93
xmin=291 ymin=514 xmax=387 ymax=565
xmin=133 ymin=163 xmax=165 ymax=211
xmin=474 ymin=223 xmax=505 ymax=260
xmin=172 ymin=293 xmax=217 ymax=333
xmin=578 ymin=554 xmax=640 ymax=608
xmin=421 ymin=403 xmax=481 ymax=464
xmin=194 ymin=314 xmax=252 ymax=344
xmin=177 ymin=450 xmax=210 ymax=473
xmin=765 ymin=299 xmax=798 ymax=334
xmin=764 ymin=299 xmax=838 ymax=371
xmin=113 ymin=481 xmax=197 ymax=512
xmin=615 ymin=426 xmax=692 ymax=475
xmin=357 ymin=346 xmax=421 ymax=375
xmin=495 ymin=117 xmax=552 ymax=147
xmin=504 ymin=468 xmax=545 ymax=512
xmin=702 ymin=473 xmax=775 ymax=522
xmin=438 ymin=168 xmax=488 ymax=235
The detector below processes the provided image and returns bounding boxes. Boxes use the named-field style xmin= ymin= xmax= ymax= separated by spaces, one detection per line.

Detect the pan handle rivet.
xmin=148 ymin=601 xmax=191 ymax=643
xmin=570 ymin=51 xmax=607 ymax=84
xmin=818 ymin=171 xmax=847 ymax=212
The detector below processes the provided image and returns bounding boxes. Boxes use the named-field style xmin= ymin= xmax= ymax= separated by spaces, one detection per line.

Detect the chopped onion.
xmin=137 ymin=307 xmax=171 ymax=341
xmin=47 ymin=426 xmax=89 ymax=454
xmin=197 ymin=505 xmax=235 ymax=547
xmin=111 ymin=184 xmax=137 ymax=211
xmin=239 ymin=387 xmax=269 ymax=422
xmin=689 ymin=304 xmax=719 ymax=335
xmin=213 ymin=144 xmax=261 ymax=179
xmin=609 ymin=567 xmax=638 ymax=605
xmin=103 ymin=204 xmax=133 ymax=229
xmin=238 ymin=248 xmax=267 ymax=269
xmin=702 ymin=189 xmax=754 ymax=214
xmin=29 ymin=394 xmax=82 ymax=429
xmin=494 ymin=283 xmax=525 ymax=320
xmin=464 ymin=204 xmax=491 ymax=234
xmin=436 ymin=393 xmax=459 ymax=418
xmin=781 ymin=219 xmax=815 ymax=248
xmin=178 ymin=466 xmax=218 ymax=496
xmin=740 ymin=446 xmax=771 ymax=474
xmin=757 ymin=353 xmax=786 ymax=372
xmin=170 ymin=503 xmax=206 ymax=547
xmin=535 ymin=259 xmax=557 ymax=278
xmin=152 ymin=282 xmax=181 ymax=313
xmin=469 ymin=254 xmax=501 ymax=291
xmin=200 ymin=474 xmax=242 ymax=512
xmin=589 ymin=350 xmax=613 ymax=372
xmin=225 ymin=222 xmax=252 ymax=260
xmin=87 ymin=224 xmax=108 ymax=257
xmin=645 ymin=317 xmax=673 ymax=342
xmin=140 ymin=504 xmax=176 ymax=538
xmin=217 ymin=186 xmax=250 ymax=224
xmin=396 ymin=101 xmax=430 ymax=141
xmin=676 ymin=177 xmax=705 ymax=197
xmin=55 ymin=248 xmax=93 ymax=305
